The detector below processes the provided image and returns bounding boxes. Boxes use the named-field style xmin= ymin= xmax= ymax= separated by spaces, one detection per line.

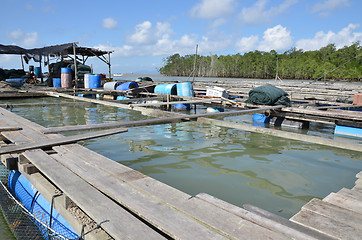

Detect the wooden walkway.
xmin=0 ymin=102 xmax=355 ymax=239
xmin=0 ymin=83 xmax=361 ymax=239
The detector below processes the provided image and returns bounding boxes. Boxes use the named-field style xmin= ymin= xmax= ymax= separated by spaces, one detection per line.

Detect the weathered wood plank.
xmin=282 ymin=107 xmax=362 ymax=121
xmin=291 ymin=209 xmax=362 ymax=240
xmin=301 ymin=198 xmax=362 ymax=230
xmin=0 ymin=102 xmax=94 ymax=108
xmin=337 ymin=188 xmax=362 ymax=201
xmin=197 ymin=117 xmax=362 ymax=153
xmin=52 ymin=145 xmax=228 ymax=239
xmin=324 ymin=192 xmax=362 ymax=214
xmin=129 ymin=98 xmax=220 ymax=107
xmin=53 ymin=144 xmax=293 ymax=240
xmin=356 ymin=171 xmax=362 ymax=179
xmin=0 ymin=128 xmax=128 ymax=155
xmin=0 ymin=126 xmax=22 ymax=131
xmin=42 ymin=105 xmax=283 ymax=134
xmin=21 ymin=149 xmax=164 ymax=240
xmin=197 ymin=194 xmax=334 ymax=240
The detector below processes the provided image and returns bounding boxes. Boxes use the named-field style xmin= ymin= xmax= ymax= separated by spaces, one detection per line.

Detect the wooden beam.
xmin=0 ymin=128 xmax=128 ymax=155
xmin=197 ymin=117 xmax=362 ymax=153
xmin=42 ymin=105 xmax=283 ymax=134
xmin=129 ymin=98 xmax=220 ymax=107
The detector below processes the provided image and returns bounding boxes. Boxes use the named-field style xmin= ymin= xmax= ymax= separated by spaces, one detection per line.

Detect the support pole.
xmin=20 ymin=54 xmax=24 ymax=71
xmin=73 ymin=42 xmax=78 ymax=87
xmin=39 ymin=55 xmax=43 ymax=83
xmin=108 ymin=51 xmax=111 ymax=80
xmin=192 ymin=44 xmax=198 ymax=83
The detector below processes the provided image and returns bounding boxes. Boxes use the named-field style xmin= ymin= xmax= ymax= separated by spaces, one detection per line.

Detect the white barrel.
xmin=103 ymin=81 xmax=120 ymax=90
xmin=84 ymin=74 xmax=90 ymax=89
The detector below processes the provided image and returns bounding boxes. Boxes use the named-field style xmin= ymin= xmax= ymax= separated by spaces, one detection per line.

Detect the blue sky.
xmin=0 ymin=0 xmax=361 ymax=74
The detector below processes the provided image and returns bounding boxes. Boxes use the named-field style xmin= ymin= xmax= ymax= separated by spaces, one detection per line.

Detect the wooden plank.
xmin=301 ymin=198 xmax=362 ymax=230
xmin=197 ymin=117 xmax=362 ymax=153
xmin=51 ymin=146 xmax=228 ymax=239
xmin=282 ymin=107 xmax=362 ymax=121
xmin=356 ymin=171 xmax=362 ymax=179
xmin=197 ymin=194 xmax=334 ymax=240
xmin=324 ymin=193 xmax=362 ymax=214
xmin=129 ymin=98 xmax=221 ymax=107
xmin=21 ymin=149 xmax=164 ymax=240
xmin=0 ymin=102 xmax=94 ymax=108
xmin=0 ymin=126 xmax=22 ymax=131
xmin=54 ymin=144 xmax=290 ymax=240
xmin=0 ymin=128 xmax=128 ymax=155
xmin=42 ymin=105 xmax=283 ymax=134
xmin=291 ymin=209 xmax=362 ymax=240
xmin=337 ymin=188 xmax=362 ymax=201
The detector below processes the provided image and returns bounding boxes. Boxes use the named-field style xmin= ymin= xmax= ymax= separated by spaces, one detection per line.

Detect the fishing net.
xmin=0 ymin=164 xmax=72 ymax=240
xmin=245 ymin=84 xmax=291 ymax=107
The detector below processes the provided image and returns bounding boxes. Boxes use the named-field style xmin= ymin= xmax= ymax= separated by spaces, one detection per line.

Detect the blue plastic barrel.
xmin=116 ymin=81 xmax=139 ymax=91
xmin=117 ymin=96 xmax=130 ymax=100
xmin=334 ymin=125 xmax=362 ymax=139
xmin=61 ymin=68 xmax=72 ymax=74
xmin=175 ymin=82 xmax=195 ymax=110
xmin=8 ymin=171 xmax=78 ymax=239
xmin=88 ymin=74 xmax=102 ymax=88
xmin=34 ymin=67 xmax=41 ymax=77
xmin=5 ymin=78 xmax=26 ymax=87
xmin=154 ymin=84 xmax=177 ymax=95
xmin=53 ymin=78 xmax=61 ymax=88
xmin=253 ymin=113 xmax=270 ymax=123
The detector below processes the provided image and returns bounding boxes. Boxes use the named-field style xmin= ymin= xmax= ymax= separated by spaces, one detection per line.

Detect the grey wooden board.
xmin=197 ymin=194 xmax=335 ymax=240
xmin=337 ymin=188 xmax=362 ymax=201
xmin=129 ymin=98 xmax=220 ymax=107
xmin=282 ymin=107 xmax=362 ymax=121
xmin=21 ymin=149 xmax=163 ymax=240
xmin=198 ymin=117 xmax=362 ymax=153
xmin=324 ymin=192 xmax=362 ymax=214
xmin=1 ymin=131 xmax=32 ymax=145
xmin=356 ymin=171 xmax=362 ymax=179
xmin=42 ymin=105 xmax=283 ymax=134
xmin=301 ymin=198 xmax=362 ymax=231
xmin=54 ymin=144 xmax=292 ymax=240
xmin=0 ymin=102 xmax=94 ymax=108
xmin=52 ymin=145 xmax=228 ymax=239
xmin=0 ymin=128 xmax=128 ymax=155
xmin=0 ymin=126 xmax=22 ymax=131
xmin=291 ymin=209 xmax=362 ymax=240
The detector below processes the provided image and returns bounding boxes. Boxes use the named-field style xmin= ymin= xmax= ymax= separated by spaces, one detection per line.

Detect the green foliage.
xmin=158 ymin=42 xmax=362 ymax=81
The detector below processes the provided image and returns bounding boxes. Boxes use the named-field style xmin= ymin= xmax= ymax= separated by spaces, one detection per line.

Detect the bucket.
xmin=154 ymin=84 xmax=177 ymax=95
xmin=104 ymin=81 xmax=120 ymax=90
xmin=61 ymin=68 xmax=72 ymax=88
xmin=88 ymin=74 xmax=102 ymax=89
xmin=34 ymin=67 xmax=41 ymax=77
xmin=84 ymin=73 xmax=90 ymax=89
xmin=53 ymin=78 xmax=61 ymax=88
xmin=116 ymin=81 xmax=139 ymax=91
xmin=8 ymin=171 xmax=79 ymax=239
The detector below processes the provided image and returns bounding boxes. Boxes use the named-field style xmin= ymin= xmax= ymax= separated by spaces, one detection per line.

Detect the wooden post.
xmin=73 ymin=42 xmax=78 ymax=87
xmin=39 ymin=55 xmax=43 ymax=83
xmin=108 ymin=52 xmax=111 ymax=81
xmin=20 ymin=54 xmax=24 ymax=71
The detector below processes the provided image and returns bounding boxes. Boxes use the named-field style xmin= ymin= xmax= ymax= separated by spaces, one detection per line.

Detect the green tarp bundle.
xmin=245 ymin=84 xmax=291 ymax=107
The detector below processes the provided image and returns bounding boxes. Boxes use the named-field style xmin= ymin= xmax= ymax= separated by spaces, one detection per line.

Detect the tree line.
xmin=158 ymin=42 xmax=361 ymax=81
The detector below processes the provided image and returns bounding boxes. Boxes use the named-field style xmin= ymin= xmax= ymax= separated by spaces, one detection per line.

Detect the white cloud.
xmin=7 ymin=30 xmax=39 ymax=47
xmin=95 ymin=43 xmax=134 ymax=57
xmin=239 ymin=0 xmax=298 ymax=25
xmin=296 ymin=24 xmax=362 ymax=51
xmin=128 ymin=21 xmax=153 ymax=45
xmin=235 ymin=35 xmax=259 ymax=52
xmin=258 ymin=25 xmax=293 ymax=51
xmin=102 ymin=18 xmax=118 ymax=29
xmin=312 ymin=0 xmax=350 ymax=15
xmin=191 ymin=0 xmax=235 ymax=19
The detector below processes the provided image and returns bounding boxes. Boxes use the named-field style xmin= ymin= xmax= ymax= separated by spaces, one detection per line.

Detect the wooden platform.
xmin=0 ymin=100 xmax=351 ymax=239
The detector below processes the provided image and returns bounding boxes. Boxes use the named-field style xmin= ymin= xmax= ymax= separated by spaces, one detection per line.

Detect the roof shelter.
xmin=0 ymin=42 xmax=113 ymax=84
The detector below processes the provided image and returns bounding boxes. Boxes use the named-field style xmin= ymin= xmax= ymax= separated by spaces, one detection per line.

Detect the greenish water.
xmin=1 ymin=97 xmax=361 ymax=224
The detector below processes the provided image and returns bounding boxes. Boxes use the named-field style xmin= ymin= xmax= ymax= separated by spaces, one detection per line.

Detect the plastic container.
xmin=116 ymin=81 xmax=139 ymax=91
xmin=175 ymin=82 xmax=194 ymax=110
xmin=8 ymin=171 xmax=78 ymax=239
xmin=104 ymin=81 xmax=120 ymax=90
xmin=34 ymin=67 xmax=41 ymax=77
xmin=334 ymin=125 xmax=362 ymax=139
xmin=5 ymin=78 xmax=26 ymax=87
xmin=253 ymin=113 xmax=270 ymax=123
xmin=53 ymin=78 xmax=61 ymax=88
xmin=154 ymin=84 xmax=177 ymax=95
xmin=206 ymin=86 xmax=229 ymax=98
xmin=61 ymin=68 xmax=72 ymax=88
xmin=88 ymin=74 xmax=102 ymax=89
xmin=84 ymin=73 xmax=90 ymax=89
